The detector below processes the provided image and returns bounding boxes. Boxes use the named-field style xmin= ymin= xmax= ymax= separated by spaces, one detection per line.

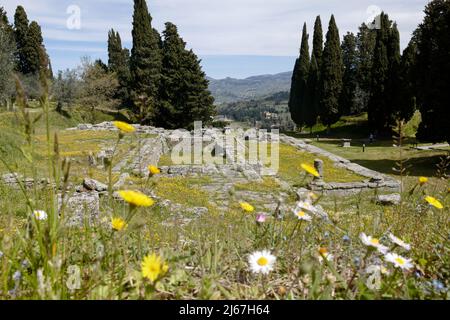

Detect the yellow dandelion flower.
xmin=111 ymin=217 xmax=127 ymax=231
xmin=148 ymin=165 xmax=161 ymax=176
xmin=113 ymin=121 xmax=136 ymax=133
xmin=118 ymin=190 xmax=155 ymax=207
xmin=141 ymin=253 xmax=169 ymax=282
xmin=301 ymin=163 xmax=320 ymax=178
xmin=425 ymin=196 xmax=443 ymax=209
xmin=240 ymin=202 xmax=254 ymax=213
xmin=418 ymin=176 xmax=428 ymax=185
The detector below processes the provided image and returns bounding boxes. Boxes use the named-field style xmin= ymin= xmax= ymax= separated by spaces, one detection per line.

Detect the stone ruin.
xmin=1 ymin=122 xmax=402 ymax=226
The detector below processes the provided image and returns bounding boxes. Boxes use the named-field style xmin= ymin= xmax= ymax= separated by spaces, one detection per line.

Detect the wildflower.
xmin=240 ymin=202 xmax=254 ymax=213
xmin=432 ymin=280 xmax=445 ymax=292
xmin=300 ymin=163 xmax=320 ymax=178
xmin=342 ymin=235 xmax=351 ymax=243
xmin=384 ymin=252 xmax=414 ymax=270
xmin=13 ymin=270 xmax=21 ymax=282
xmin=141 ymin=253 xmax=169 ymax=283
xmin=418 ymin=176 xmax=428 ymax=185
xmin=256 ymin=213 xmax=267 ymax=223
xmin=111 ymin=217 xmax=127 ymax=231
xmin=425 ymin=196 xmax=443 ymax=209
xmin=318 ymin=247 xmax=334 ymax=263
xmin=33 ymin=210 xmax=48 ymax=221
xmin=388 ymin=233 xmax=411 ymax=251
xmin=294 ymin=200 xmax=328 ymax=219
xmin=293 ymin=209 xmax=312 ymax=221
xmin=118 ymin=190 xmax=154 ymax=207
xmin=113 ymin=121 xmax=135 ymax=133
xmin=248 ymin=250 xmax=276 ymax=274
xmin=0 ymin=251 xmax=3 ymax=259
xmin=148 ymin=165 xmax=161 ymax=176
xmin=359 ymin=233 xmax=389 ymax=254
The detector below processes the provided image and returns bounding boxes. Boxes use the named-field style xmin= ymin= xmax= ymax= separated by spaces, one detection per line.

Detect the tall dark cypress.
xmin=368 ymin=12 xmax=396 ymax=133
xmin=14 ymin=5 xmax=29 ymax=73
xmin=415 ymin=0 xmax=450 ymax=143
xmin=288 ymin=23 xmax=309 ymax=129
xmin=158 ymin=22 xmax=215 ymax=129
xmin=355 ymin=23 xmax=376 ymax=113
xmin=395 ymin=40 xmax=417 ymax=122
xmin=288 ymin=58 xmax=301 ymax=126
xmin=304 ymin=54 xmax=319 ymax=131
xmin=319 ymin=15 xmax=343 ymax=129
xmin=130 ymin=0 xmax=162 ymax=122
xmin=340 ymin=32 xmax=358 ymax=115
xmin=386 ymin=23 xmax=402 ymax=125
xmin=312 ymin=16 xmax=323 ymax=68
xmin=108 ymin=29 xmax=131 ymax=106
xmin=23 ymin=21 xmax=45 ymax=74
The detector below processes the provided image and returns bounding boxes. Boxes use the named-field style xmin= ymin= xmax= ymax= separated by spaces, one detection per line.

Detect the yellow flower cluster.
xmin=118 ymin=190 xmax=155 ymax=207
xmin=418 ymin=176 xmax=428 ymax=185
xmin=113 ymin=121 xmax=136 ymax=133
xmin=141 ymin=253 xmax=169 ymax=283
xmin=148 ymin=165 xmax=161 ymax=176
xmin=240 ymin=202 xmax=255 ymax=213
xmin=111 ymin=217 xmax=127 ymax=231
xmin=301 ymin=163 xmax=320 ymax=178
xmin=425 ymin=196 xmax=443 ymax=209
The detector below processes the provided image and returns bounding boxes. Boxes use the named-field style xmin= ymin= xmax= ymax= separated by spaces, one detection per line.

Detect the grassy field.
xmin=0 ymin=108 xmax=449 ymax=300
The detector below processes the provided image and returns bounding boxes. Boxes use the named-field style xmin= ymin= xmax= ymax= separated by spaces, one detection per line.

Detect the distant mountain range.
xmin=208 ymin=71 xmax=292 ymax=104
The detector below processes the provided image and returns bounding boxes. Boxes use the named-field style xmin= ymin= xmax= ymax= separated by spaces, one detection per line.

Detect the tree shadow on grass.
xmin=352 ymin=155 xmax=446 ymax=177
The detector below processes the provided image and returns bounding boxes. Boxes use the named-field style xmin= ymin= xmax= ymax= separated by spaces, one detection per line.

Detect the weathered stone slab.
xmin=375 ymin=194 xmax=401 ymax=206
xmin=58 ymin=192 xmax=100 ymax=226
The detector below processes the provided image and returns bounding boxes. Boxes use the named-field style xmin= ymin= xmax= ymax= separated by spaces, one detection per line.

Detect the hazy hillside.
xmin=208 ymin=71 xmax=292 ymax=104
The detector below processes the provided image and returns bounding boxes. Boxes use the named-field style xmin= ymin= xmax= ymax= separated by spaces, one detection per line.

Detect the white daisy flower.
xmin=295 ymin=200 xmax=315 ymax=213
xmin=388 ymin=233 xmax=411 ymax=251
xmin=384 ymin=253 xmax=414 ymax=270
xmin=292 ymin=209 xmax=312 ymax=221
xmin=295 ymin=200 xmax=328 ymax=218
xmin=359 ymin=233 xmax=389 ymax=254
xmin=248 ymin=250 xmax=276 ymax=275
xmin=33 ymin=210 xmax=48 ymax=221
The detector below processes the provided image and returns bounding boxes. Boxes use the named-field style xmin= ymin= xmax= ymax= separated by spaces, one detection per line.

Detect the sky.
xmin=3 ymin=0 xmax=429 ymax=79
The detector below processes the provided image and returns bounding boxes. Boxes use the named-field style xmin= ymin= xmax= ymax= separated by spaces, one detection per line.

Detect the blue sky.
xmin=3 ymin=0 xmax=429 ymax=79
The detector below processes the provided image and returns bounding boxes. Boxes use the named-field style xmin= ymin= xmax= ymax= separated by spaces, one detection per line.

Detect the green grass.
xmin=0 ymin=106 xmax=449 ymax=300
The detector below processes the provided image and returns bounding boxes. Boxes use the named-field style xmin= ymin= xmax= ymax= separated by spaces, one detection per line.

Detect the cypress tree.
xmin=0 ymin=8 xmax=16 ymax=106
xmin=288 ymin=58 xmax=301 ymax=127
xmin=386 ymin=23 xmax=403 ymax=125
xmin=23 ymin=21 xmax=45 ymax=74
xmin=319 ymin=15 xmax=343 ymax=130
xmin=312 ymin=16 xmax=323 ymax=68
xmin=395 ymin=40 xmax=417 ymax=122
xmin=355 ymin=23 xmax=376 ymax=113
xmin=367 ymin=13 xmax=390 ymax=133
xmin=288 ymin=23 xmax=309 ymax=129
xmin=108 ymin=29 xmax=131 ymax=106
xmin=304 ymin=54 xmax=319 ymax=131
xmin=14 ymin=5 xmax=29 ymax=73
xmin=415 ymin=0 xmax=450 ymax=143
xmin=340 ymin=32 xmax=358 ymax=115
xmin=367 ymin=12 xmax=400 ymax=133
xmin=130 ymin=0 xmax=162 ymax=123
xmin=158 ymin=22 xmax=214 ymax=129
